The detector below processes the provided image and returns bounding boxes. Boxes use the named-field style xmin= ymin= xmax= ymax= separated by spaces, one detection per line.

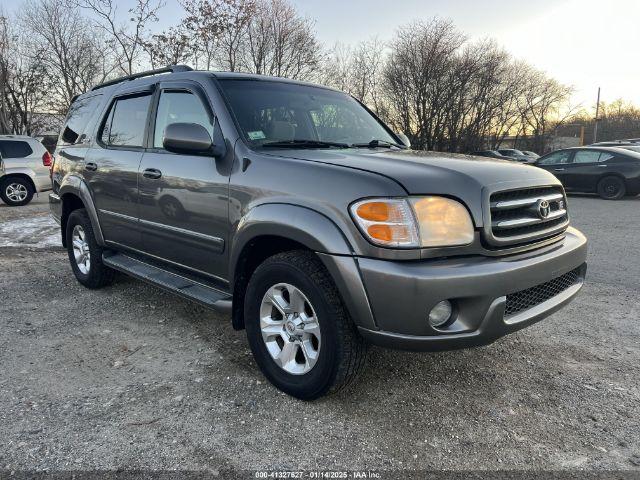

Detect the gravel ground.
xmin=0 ymin=193 xmax=639 ymax=475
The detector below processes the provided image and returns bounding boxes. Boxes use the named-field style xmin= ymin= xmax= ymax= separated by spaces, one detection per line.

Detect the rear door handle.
xmin=598 ymin=164 xmax=608 ymax=167
xmin=85 ymin=162 xmax=98 ymax=171
xmin=554 ymin=168 xmax=565 ymax=171
xmin=143 ymin=168 xmax=162 ymax=179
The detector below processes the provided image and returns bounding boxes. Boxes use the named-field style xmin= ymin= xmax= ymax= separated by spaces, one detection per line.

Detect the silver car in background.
xmin=0 ymin=135 xmax=53 ymax=206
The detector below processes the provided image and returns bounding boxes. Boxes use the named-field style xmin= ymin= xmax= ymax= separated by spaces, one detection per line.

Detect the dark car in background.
xmin=534 ymin=146 xmax=640 ymax=199
xmin=590 ymin=139 xmax=640 ymax=147
xmin=497 ymin=149 xmax=534 ymax=162
xmin=522 ymin=150 xmax=540 ymax=159
xmin=470 ymin=150 xmax=512 ymax=160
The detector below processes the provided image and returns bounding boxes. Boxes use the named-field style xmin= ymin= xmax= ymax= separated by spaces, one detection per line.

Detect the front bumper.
xmin=355 ymin=227 xmax=588 ymax=351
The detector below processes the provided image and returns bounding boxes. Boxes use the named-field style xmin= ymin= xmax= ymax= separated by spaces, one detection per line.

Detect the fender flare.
xmin=58 ymin=175 xmax=106 ymax=246
xmin=229 ymin=203 xmax=354 ymax=282
xmin=229 ymin=203 xmax=377 ymax=331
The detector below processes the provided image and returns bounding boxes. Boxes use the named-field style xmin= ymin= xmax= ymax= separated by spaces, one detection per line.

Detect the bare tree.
xmin=181 ymin=0 xmax=236 ymax=69
xmin=0 ymin=16 xmax=51 ymax=134
xmin=19 ymin=0 xmax=114 ymax=112
xmin=382 ymin=18 xmax=466 ymax=150
xmin=516 ymin=66 xmax=574 ymax=152
xmin=216 ymin=0 xmax=256 ymax=71
xmin=322 ymin=38 xmax=386 ymax=114
xmin=73 ymin=0 xmax=164 ymax=75
xmin=144 ymin=26 xmax=193 ymax=69
xmin=240 ymin=0 xmax=321 ymax=79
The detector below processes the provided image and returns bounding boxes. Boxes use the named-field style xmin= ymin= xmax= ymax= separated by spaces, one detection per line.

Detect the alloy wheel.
xmin=259 ymin=283 xmax=321 ymax=375
xmin=6 ymin=183 xmax=28 ymax=203
xmin=72 ymin=224 xmax=91 ymax=274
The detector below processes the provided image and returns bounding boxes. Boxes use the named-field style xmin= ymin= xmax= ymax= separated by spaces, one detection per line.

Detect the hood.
xmin=266 ymin=148 xmax=560 ymax=227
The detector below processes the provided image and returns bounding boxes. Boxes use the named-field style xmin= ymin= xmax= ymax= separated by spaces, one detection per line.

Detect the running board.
xmin=102 ymin=252 xmax=232 ymax=314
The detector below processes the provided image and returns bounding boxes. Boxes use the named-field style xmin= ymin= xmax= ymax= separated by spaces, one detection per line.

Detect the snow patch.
xmin=0 ymin=215 xmax=61 ymax=248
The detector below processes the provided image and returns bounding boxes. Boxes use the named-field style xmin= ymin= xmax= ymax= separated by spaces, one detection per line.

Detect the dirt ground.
xmin=0 ymin=193 xmax=639 ymax=476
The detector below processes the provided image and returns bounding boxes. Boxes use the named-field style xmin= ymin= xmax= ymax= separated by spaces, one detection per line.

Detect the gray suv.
xmin=50 ymin=66 xmax=588 ymax=399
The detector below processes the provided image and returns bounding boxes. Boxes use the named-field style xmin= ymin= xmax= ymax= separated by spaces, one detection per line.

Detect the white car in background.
xmin=0 ymin=135 xmax=53 ymax=206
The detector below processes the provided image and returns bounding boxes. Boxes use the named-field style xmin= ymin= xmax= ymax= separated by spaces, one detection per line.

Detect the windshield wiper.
xmin=261 ymin=139 xmax=350 ymax=149
xmin=351 ymin=139 xmax=405 ymax=149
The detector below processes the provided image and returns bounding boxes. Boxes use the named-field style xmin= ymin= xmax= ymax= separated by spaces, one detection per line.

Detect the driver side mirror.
xmin=396 ymin=133 xmax=411 ymax=148
xmin=163 ymin=123 xmax=215 ymax=155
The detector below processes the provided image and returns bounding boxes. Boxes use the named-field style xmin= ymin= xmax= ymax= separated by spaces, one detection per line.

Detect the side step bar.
xmin=102 ymin=252 xmax=232 ymax=314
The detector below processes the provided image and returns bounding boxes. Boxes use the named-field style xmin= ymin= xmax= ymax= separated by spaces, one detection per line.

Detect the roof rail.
xmin=90 ymin=65 xmax=194 ymax=92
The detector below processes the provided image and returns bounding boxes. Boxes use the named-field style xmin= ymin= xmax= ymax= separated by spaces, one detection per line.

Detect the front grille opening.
xmin=505 ymin=267 xmax=581 ymax=317
xmin=489 ymin=186 xmax=569 ymax=246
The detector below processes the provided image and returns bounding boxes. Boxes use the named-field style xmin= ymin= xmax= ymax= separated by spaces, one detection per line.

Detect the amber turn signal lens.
xmin=350 ymin=198 xmax=420 ymax=247
xmin=356 ymin=202 xmax=390 ymax=222
xmin=367 ymin=224 xmax=393 ymax=242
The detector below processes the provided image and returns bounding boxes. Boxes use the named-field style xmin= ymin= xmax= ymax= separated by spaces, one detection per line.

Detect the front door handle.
xmin=598 ymin=164 xmax=608 ymax=167
xmin=554 ymin=168 xmax=565 ymax=171
xmin=143 ymin=168 xmax=162 ymax=179
xmin=85 ymin=162 xmax=98 ymax=171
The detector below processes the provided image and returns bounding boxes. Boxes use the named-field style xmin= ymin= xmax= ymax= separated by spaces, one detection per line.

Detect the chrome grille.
xmin=487 ymin=186 xmax=569 ymax=246
xmin=505 ymin=267 xmax=581 ymax=317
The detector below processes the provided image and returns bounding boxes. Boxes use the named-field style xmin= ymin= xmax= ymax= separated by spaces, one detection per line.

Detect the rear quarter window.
xmin=0 ymin=140 xmax=33 ymax=158
xmin=60 ymin=94 xmax=104 ymax=145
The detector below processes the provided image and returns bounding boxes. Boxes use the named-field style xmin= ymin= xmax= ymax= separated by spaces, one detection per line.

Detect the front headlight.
xmin=350 ymin=196 xmax=474 ymax=248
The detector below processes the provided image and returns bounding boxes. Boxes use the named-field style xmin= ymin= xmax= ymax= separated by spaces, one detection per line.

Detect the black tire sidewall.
xmin=66 ymin=209 xmax=106 ymax=288
xmin=245 ymin=259 xmax=341 ymax=400
xmin=0 ymin=177 xmax=34 ymax=206
xmin=598 ymin=176 xmax=626 ymax=200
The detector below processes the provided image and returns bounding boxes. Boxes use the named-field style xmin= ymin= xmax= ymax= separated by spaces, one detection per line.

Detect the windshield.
xmin=217 ymin=79 xmax=398 ymax=148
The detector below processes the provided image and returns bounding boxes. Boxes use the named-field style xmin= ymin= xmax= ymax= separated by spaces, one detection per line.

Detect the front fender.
xmin=230 ymin=203 xmax=377 ymax=330
xmin=58 ymin=174 xmax=105 ymax=246
xmin=230 ymin=204 xmax=354 ymax=274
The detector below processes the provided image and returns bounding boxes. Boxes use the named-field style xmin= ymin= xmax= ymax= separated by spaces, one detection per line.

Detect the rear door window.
xmin=100 ymin=95 xmax=152 ymax=148
xmin=0 ymin=140 xmax=33 ymax=158
xmin=61 ymin=94 xmax=103 ymax=145
xmin=573 ymin=151 xmax=602 ymax=164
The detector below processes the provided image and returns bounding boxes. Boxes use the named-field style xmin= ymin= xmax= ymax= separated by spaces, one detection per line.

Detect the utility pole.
xmin=593 ymin=87 xmax=601 ymax=143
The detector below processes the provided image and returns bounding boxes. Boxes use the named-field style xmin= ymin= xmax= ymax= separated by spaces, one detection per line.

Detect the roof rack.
xmin=90 ymin=65 xmax=194 ymax=92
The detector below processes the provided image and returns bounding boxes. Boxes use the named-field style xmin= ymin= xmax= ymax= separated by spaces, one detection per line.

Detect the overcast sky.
xmin=3 ymin=0 xmax=637 ymax=108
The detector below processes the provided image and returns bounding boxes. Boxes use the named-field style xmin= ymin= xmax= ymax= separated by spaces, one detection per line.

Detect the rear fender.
xmin=58 ymin=174 xmax=105 ymax=246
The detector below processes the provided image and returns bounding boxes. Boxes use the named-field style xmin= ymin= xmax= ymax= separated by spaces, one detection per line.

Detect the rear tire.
xmin=597 ymin=176 xmax=626 ymax=200
xmin=0 ymin=177 xmax=34 ymax=206
xmin=66 ymin=209 xmax=115 ymax=289
xmin=244 ymin=251 xmax=367 ymax=400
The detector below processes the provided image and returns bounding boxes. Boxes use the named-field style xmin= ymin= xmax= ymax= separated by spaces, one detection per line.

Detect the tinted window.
xmin=61 ymin=94 xmax=103 ymax=144
xmin=101 ymin=95 xmax=151 ymax=147
xmin=538 ymin=151 xmax=572 ymax=165
xmin=153 ymin=91 xmax=213 ymax=148
xmin=572 ymin=151 xmax=601 ymax=164
xmin=0 ymin=140 xmax=33 ymax=158
xmin=499 ymin=149 xmax=524 ymax=156
xmin=573 ymin=151 xmax=615 ymax=164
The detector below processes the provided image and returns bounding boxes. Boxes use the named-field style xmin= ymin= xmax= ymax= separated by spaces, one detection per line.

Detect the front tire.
xmin=0 ymin=177 xmax=34 ymax=206
xmin=66 ymin=209 xmax=115 ymax=289
xmin=244 ymin=251 xmax=367 ymax=400
xmin=597 ymin=176 xmax=626 ymax=200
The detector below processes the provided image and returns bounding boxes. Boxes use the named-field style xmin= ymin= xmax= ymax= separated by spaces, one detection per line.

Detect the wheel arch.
xmin=228 ymin=203 xmax=375 ymax=331
xmin=0 ymin=172 xmax=37 ymax=194
xmin=58 ymin=175 xmax=105 ymax=247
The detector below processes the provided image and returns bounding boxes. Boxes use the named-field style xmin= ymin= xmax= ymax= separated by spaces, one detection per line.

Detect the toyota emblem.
xmin=537 ymin=199 xmax=551 ymax=219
